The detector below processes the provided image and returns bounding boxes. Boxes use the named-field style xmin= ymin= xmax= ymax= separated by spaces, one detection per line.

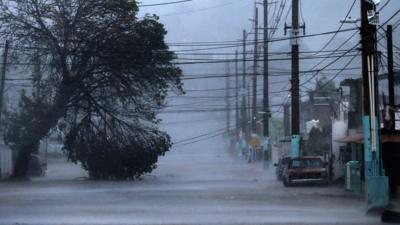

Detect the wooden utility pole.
xmin=361 ymin=0 xmax=379 ymax=169
xmin=252 ymin=6 xmax=259 ymax=134
xmin=285 ymin=0 xmax=301 ymax=157
xmin=387 ymin=25 xmax=395 ymax=131
xmin=248 ymin=82 xmax=251 ymax=135
xmin=0 ymin=40 xmax=10 ymax=126
xmin=360 ymin=0 xmax=388 ymax=208
xmin=235 ymin=50 xmax=240 ymax=141
xmin=283 ymin=103 xmax=290 ymax=137
xmin=263 ymin=0 xmax=270 ymax=137
xmin=226 ymin=62 xmax=231 ymax=134
xmin=242 ymin=30 xmax=248 ymax=141
xmin=309 ymin=91 xmax=314 ymax=120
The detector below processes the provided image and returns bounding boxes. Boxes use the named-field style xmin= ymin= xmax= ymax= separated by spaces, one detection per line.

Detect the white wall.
xmin=332 ymin=120 xmax=348 ymax=180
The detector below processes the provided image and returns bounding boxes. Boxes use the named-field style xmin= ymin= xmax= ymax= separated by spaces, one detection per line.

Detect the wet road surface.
xmin=0 ymin=140 xmax=383 ymax=225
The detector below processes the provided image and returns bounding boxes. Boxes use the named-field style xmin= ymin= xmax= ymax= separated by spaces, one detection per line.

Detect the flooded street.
xmin=0 ymin=141 xmax=382 ymax=225
xmin=0 ymin=0 xmax=399 ymax=224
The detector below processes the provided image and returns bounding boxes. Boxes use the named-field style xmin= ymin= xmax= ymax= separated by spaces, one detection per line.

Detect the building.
xmin=336 ymin=73 xmax=400 ymax=197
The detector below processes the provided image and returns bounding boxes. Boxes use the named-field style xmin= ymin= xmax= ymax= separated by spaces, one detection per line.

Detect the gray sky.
xmin=139 ymin=0 xmax=400 ymax=143
xmin=139 ymin=0 xmax=398 ymax=48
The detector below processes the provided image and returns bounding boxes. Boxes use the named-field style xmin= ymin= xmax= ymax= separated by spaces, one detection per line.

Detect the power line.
xmin=157 ymin=0 xmax=248 ymax=17
xmin=312 ymin=0 xmax=357 ymax=55
xmin=173 ymin=127 xmax=227 ymax=145
xmin=139 ymin=0 xmax=192 ymax=7
xmin=175 ymin=49 xmax=359 ymax=59
xmin=173 ymin=129 xmax=228 ymax=148
xmin=302 ymin=53 xmax=360 ymax=92
xmin=174 ymin=53 xmax=361 ymax=66
xmin=0 ymin=27 xmax=359 ymax=55
xmin=378 ymin=0 xmax=392 ymax=12
xmin=160 ymin=102 xmax=304 ymax=114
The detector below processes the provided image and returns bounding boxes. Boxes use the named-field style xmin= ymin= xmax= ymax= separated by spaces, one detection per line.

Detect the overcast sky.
xmin=138 ymin=0 xmax=399 ymax=49
xmin=138 ymin=0 xmax=400 ymax=142
xmin=140 ymin=0 xmax=399 ymax=93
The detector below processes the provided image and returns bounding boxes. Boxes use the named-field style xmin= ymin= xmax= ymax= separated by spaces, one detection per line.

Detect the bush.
xmin=63 ymin=120 xmax=171 ymax=180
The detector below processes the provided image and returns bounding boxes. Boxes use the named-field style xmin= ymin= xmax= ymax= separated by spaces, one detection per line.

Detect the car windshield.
xmin=291 ymin=158 xmax=322 ymax=168
xmin=308 ymin=159 xmax=323 ymax=168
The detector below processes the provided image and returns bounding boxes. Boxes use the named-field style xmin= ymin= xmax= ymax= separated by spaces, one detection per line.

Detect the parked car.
xmin=282 ymin=156 xmax=328 ymax=187
xmin=274 ymin=156 xmax=291 ymax=180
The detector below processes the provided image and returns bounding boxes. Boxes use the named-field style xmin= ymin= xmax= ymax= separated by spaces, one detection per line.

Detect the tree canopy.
xmin=314 ymin=76 xmax=337 ymax=97
xmin=0 ymin=0 xmax=183 ymax=179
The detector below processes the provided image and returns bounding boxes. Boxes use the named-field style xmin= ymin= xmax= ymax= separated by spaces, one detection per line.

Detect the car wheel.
xmin=284 ymin=176 xmax=293 ymax=187
xmin=283 ymin=177 xmax=289 ymax=187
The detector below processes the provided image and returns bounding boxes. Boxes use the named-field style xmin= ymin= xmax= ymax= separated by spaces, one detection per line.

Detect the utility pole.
xmin=235 ymin=50 xmax=240 ymax=142
xmin=0 ymin=40 xmax=10 ymax=127
xmin=285 ymin=0 xmax=303 ymax=158
xmin=263 ymin=0 xmax=269 ymax=138
xmin=252 ymin=6 xmax=259 ymax=134
xmin=387 ymin=25 xmax=395 ymax=131
xmin=226 ymin=62 xmax=231 ymax=135
xmin=283 ymin=103 xmax=290 ymax=137
xmin=291 ymin=0 xmax=300 ymax=158
xmin=263 ymin=0 xmax=271 ymax=168
xmin=242 ymin=30 xmax=249 ymax=141
xmin=360 ymin=0 xmax=389 ymax=208
xmin=309 ymin=91 xmax=314 ymax=120
xmin=248 ymin=82 xmax=251 ymax=136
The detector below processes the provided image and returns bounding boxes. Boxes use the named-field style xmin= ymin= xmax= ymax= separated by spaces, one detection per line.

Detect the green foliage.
xmin=4 ymin=92 xmax=51 ymax=153
xmin=63 ymin=118 xmax=171 ymax=180
xmin=314 ymin=76 xmax=337 ymax=97
xmin=269 ymin=118 xmax=284 ymax=141
xmin=0 ymin=0 xmax=183 ymax=179
xmin=304 ymin=127 xmax=330 ymax=156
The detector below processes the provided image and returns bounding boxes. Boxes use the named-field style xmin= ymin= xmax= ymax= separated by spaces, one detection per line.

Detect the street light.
xmin=340 ymin=17 xmax=360 ymax=24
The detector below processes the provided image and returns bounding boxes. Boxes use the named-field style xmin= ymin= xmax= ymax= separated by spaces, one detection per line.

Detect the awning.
xmin=335 ymin=134 xmax=400 ymax=144
xmin=335 ymin=134 xmax=364 ymax=143
xmin=382 ymin=135 xmax=400 ymax=143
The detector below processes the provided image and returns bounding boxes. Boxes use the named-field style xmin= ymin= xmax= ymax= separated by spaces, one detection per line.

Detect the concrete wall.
xmin=332 ymin=120 xmax=348 ymax=180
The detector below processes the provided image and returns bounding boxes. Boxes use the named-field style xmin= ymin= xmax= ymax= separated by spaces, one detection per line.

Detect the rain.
xmin=1 ymin=0 xmax=400 ymax=224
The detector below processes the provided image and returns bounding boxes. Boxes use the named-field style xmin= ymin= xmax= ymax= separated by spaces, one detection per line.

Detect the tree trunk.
xmin=10 ymin=143 xmax=36 ymax=179
xmin=9 ymin=82 xmax=73 ymax=180
xmin=9 ymin=114 xmax=61 ymax=179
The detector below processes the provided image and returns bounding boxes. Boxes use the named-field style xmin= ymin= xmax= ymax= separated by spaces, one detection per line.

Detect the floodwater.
xmin=0 ymin=137 xmax=383 ymax=225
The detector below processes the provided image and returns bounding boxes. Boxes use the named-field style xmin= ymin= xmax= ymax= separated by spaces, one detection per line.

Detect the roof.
xmin=382 ymin=135 xmax=400 ymax=143
xmin=335 ymin=134 xmax=400 ymax=144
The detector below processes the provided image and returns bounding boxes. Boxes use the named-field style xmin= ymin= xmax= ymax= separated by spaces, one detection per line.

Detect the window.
xmin=291 ymin=159 xmax=307 ymax=168
xmin=308 ymin=159 xmax=323 ymax=168
xmin=291 ymin=158 xmax=322 ymax=168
